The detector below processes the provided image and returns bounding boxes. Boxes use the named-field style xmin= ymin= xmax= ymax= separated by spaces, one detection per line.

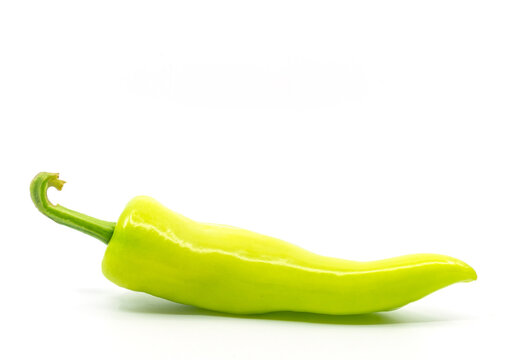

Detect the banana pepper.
xmin=31 ymin=172 xmax=476 ymax=315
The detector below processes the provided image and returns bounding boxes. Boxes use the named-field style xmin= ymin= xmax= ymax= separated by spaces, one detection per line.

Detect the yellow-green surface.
xmin=103 ymin=196 xmax=477 ymax=315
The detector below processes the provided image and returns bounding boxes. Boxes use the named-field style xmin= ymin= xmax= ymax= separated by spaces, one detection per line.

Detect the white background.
xmin=1 ymin=1 xmax=510 ymax=359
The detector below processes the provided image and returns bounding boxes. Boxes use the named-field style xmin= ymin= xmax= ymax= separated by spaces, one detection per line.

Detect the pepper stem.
xmin=30 ymin=172 xmax=115 ymax=244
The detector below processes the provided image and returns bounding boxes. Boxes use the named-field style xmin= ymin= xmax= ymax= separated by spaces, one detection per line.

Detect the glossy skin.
xmin=102 ymin=196 xmax=477 ymax=315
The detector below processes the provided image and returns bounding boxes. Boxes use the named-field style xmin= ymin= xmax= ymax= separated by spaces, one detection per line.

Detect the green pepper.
xmin=31 ymin=172 xmax=476 ymax=315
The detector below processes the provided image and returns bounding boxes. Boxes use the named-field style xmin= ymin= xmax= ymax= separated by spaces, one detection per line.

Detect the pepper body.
xmin=102 ymin=196 xmax=476 ymax=315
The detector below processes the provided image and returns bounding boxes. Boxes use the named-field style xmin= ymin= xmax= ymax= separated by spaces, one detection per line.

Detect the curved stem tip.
xmin=30 ymin=172 xmax=115 ymax=244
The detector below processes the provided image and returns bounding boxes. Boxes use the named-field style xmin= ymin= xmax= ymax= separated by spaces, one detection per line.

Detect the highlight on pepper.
xmin=30 ymin=172 xmax=477 ymax=315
